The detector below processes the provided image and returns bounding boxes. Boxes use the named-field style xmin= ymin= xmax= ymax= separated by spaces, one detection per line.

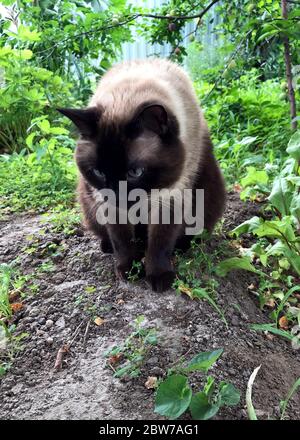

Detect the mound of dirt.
xmin=0 ymin=193 xmax=299 ymax=420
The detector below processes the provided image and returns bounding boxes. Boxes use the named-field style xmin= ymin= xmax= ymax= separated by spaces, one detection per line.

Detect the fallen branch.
xmin=54 ymin=344 xmax=69 ymax=371
xmin=83 ymin=319 xmax=91 ymax=349
xmin=53 ymin=318 xmax=87 ymax=371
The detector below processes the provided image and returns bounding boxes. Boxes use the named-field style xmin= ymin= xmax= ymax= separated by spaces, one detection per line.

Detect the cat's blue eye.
xmin=127 ymin=167 xmax=145 ymax=179
xmin=93 ymin=169 xmax=105 ymax=180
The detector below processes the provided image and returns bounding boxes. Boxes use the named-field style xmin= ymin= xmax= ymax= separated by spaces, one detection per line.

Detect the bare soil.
xmin=0 ymin=193 xmax=299 ymax=420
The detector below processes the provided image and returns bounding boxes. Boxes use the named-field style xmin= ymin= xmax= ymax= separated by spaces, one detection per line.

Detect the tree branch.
xmin=138 ymin=0 xmax=220 ymax=20
xmin=35 ymin=0 xmax=220 ymax=56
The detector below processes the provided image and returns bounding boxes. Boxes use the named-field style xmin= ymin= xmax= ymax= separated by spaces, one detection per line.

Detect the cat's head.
xmin=58 ymin=102 xmax=185 ymax=196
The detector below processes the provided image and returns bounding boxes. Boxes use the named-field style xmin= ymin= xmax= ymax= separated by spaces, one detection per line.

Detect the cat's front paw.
xmin=147 ymin=270 xmax=175 ymax=293
xmin=115 ymin=261 xmax=132 ymax=281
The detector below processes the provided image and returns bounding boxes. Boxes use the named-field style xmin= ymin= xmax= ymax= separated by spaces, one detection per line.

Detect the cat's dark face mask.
xmin=57 ymin=103 xmax=185 ymax=202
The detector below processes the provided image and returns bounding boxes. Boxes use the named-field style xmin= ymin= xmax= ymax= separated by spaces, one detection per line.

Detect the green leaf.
xmin=280 ymin=377 xmax=300 ymax=420
xmin=241 ymin=167 xmax=269 ymax=188
xmin=266 ymin=240 xmax=288 ymax=257
xmin=184 ymin=349 xmax=223 ymax=373
xmin=268 ymin=177 xmax=293 ymax=216
xmin=215 ymin=257 xmax=261 ymax=277
xmin=219 ymin=382 xmax=240 ymax=406
xmin=49 ymin=127 xmax=69 ymax=135
xmin=251 ymin=324 xmax=294 ymax=341
xmin=290 ymin=193 xmax=300 ymax=223
xmin=114 ymin=363 xmax=133 ymax=378
xmin=239 ymin=136 xmax=258 ymax=146
xmin=25 ymin=132 xmax=36 ymax=150
xmin=189 ymin=392 xmax=220 ymax=420
xmin=280 ymin=158 xmax=297 ymax=177
xmin=192 ymin=288 xmax=228 ymax=327
xmin=284 ymin=248 xmax=300 ymax=276
xmin=203 ymin=376 xmax=215 ymax=400
xmin=231 ymin=216 xmax=262 ymax=237
xmin=154 ymin=375 xmax=192 ymax=419
xmin=287 ymin=131 xmax=300 ymax=161
xmin=254 ymin=218 xmax=296 ymax=242
xmin=19 ymin=49 xmax=33 ymax=60
xmin=38 ymin=119 xmax=51 ymax=134
xmin=17 ymin=25 xmax=41 ymax=42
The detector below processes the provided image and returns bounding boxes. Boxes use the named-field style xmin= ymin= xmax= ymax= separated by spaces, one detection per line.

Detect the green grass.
xmin=0 ymin=264 xmax=13 ymax=319
xmin=0 ymin=262 xmax=39 ymax=320
xmin=173 ymin=228 xmax=230 ymax=325
xmin=0 ymin=149 xmax=76 ymax=216
xmin=104 ymin=315 xmax=158 ymax=378
xmin=0 ymin=263 xmax=34 ymax=376
xmin=41 ymin=205 xmax=81 ymax=235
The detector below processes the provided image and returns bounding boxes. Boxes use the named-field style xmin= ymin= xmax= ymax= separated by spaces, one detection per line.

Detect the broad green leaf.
xmin=266 ymin=240 xmax=288 ymax=257
xmin=231 ymin=216 xmax=262 ymax=237
xmin=215 ymin=257 xmax=261 ymax=277
xmin=241 ymin=155 xmax=264 ymax=168
xmin=268 ymin=177 xmax=292 ymax=216
xmin=184 ymin=349 xmax=223 ymax=373
xmin=19 ymin=49 xmax=33 ymax=60
xmin=280 ymin=158 xmax=297 ymax=177
xmin=154 ymin=375 xmax=192 ymax=419
xmin=24 ymin=89 xmax=44 ymax=101
xmin=35 ymin=146 xmax=47 ymax=161
xmin=290 ymin=193 xmax=300 ymax=223
xmin=287 ymin=176 xmax=300 ymax=186
xmin=260 ymin=254 xmax=268 ymax=266
xmin=49 ymin=127 xmax=69 ymax=135
xmin=241 ymin=167 xmax=269 ymax=188
xmin=219 ymin=382 xmax=241 ymax=406
xmin=25 ymin=132 xmax=36 ymax=150
xmin=254 ymin=218 xmax=296 ymax=242
xmin=189 ymin=392 xmax=220 ymax=420
xmin=18 ymin=25 xmax=41 ymax=42
xmin=239 ymin=136 xmax=258 ymax=146
xmin=284 ymin=248 xmax=300 ymax=276
xmin=38 ymin=119 xmax=51 ymax=134
xmin=287 ymin=131 xmax=300 ymax=161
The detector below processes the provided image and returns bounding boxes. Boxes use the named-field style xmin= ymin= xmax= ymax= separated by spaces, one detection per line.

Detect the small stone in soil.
xmin=46 ymin=337 xmax=54 ymax=345
xmin=45 ymin=319 xmax=54 ymax=328
xmin=149 ymin=367 xmax=164 ymax=376
xmin=55 ymin=316 xmax=65 ymax=329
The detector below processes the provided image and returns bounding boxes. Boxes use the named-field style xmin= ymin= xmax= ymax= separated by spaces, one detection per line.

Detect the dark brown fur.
xmin=58 ymin=60 xmax=225 ymax=292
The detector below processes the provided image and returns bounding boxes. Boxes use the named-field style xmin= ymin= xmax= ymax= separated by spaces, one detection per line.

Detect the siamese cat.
xmin=58 ymin=59 xmax=225 ymax=292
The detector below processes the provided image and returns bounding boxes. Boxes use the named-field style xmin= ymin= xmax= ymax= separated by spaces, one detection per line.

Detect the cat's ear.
xmin=137 ymin=104 xmax=169 ymax=136
xmin=57 ymin=107 xmax=100 ymax=137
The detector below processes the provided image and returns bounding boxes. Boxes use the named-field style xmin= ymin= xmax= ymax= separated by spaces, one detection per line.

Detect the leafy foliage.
xmin=104 ymin=316 xmax=158 ymax=378
xmin=154 ymin=349 xmax=240 ymax=420
xmin=218 ymin=132 xmax=300 ymax=339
